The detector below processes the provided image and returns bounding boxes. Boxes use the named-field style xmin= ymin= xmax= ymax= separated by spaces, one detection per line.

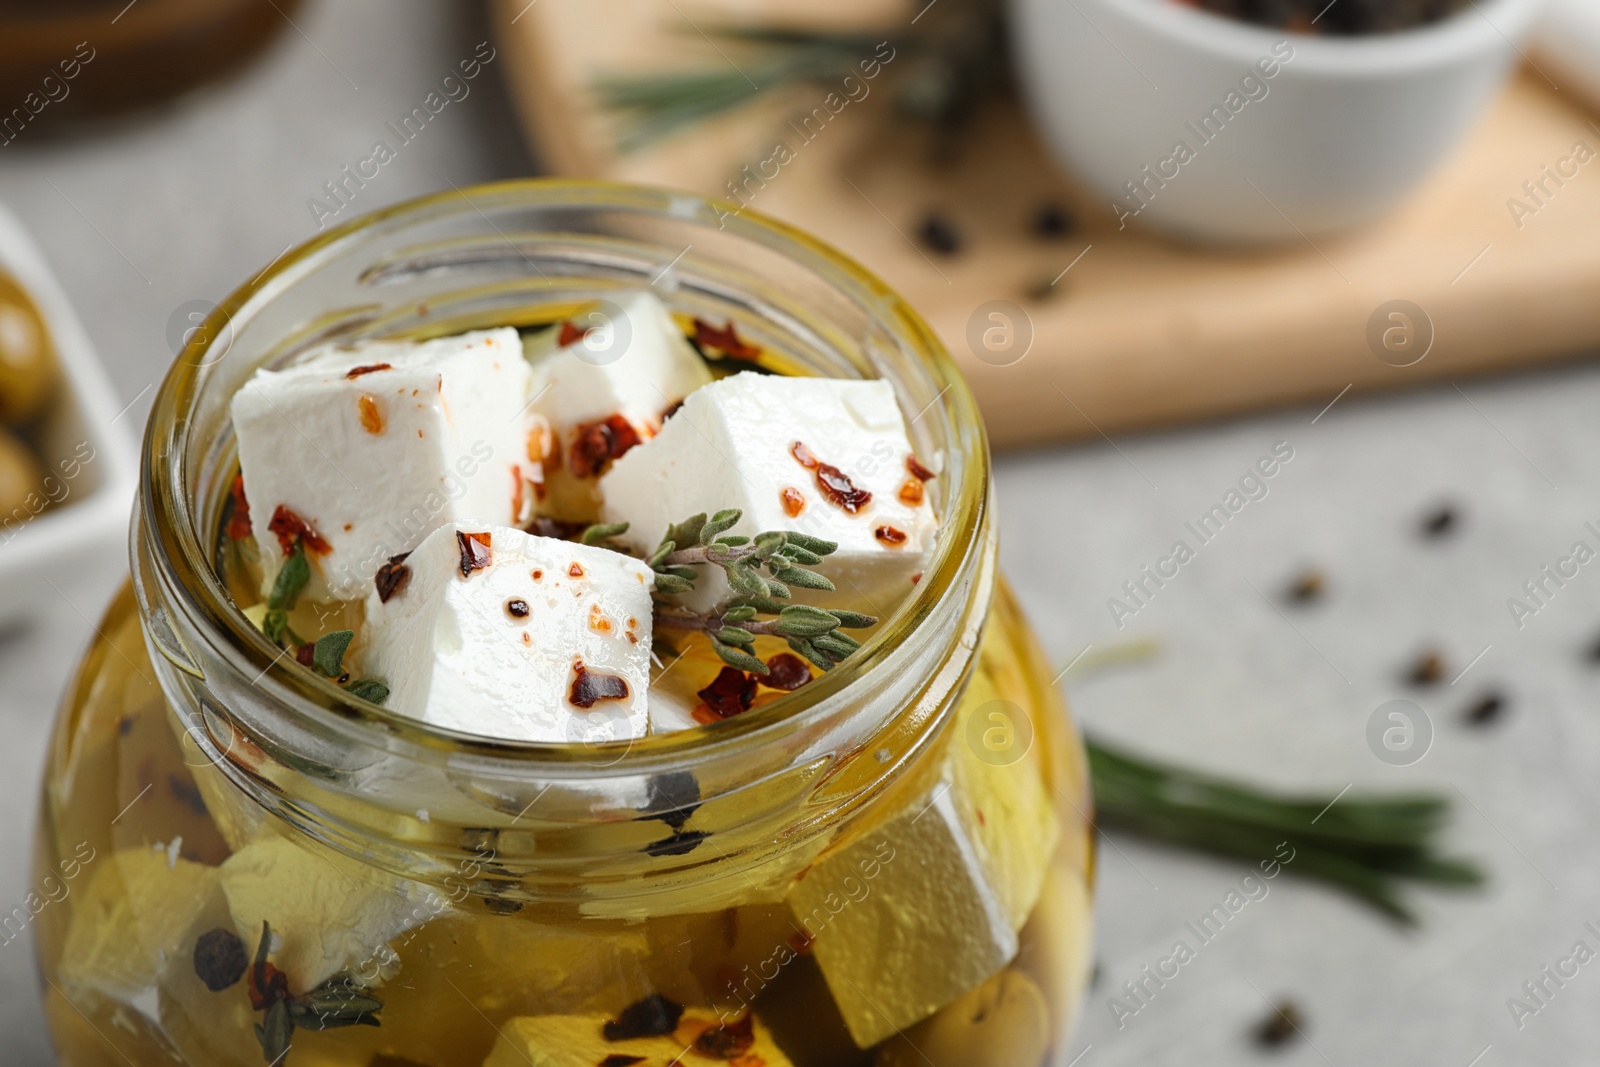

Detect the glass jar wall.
xmin=32 ymin=182 xmax=1095 ymax=1067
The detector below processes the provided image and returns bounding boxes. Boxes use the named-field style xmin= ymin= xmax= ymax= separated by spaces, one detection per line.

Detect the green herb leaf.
xmin=346 ymin=680 xmax=390 ymax=705
xmin=714 ymin=626 xmax=755 ymax=646
xmin=771 ymin=565 xmax=835 ymax=592
xmin=664 ymin=513 xmax=708 ymax=549
xmin=771 ymin=605 xmax=840 ymax=637
xmin=579 ymin=521 xmax=630 ymax=546
xmin=653 ymin=573 xmax=696 ymax=595
xmin=312 ymin=631 xmax=354 ymax=678
xmin=701 ymin=509 xmax=742 ymax=541
xmin=782 ymin=532 xmax=838 ymax=556
xmin=710 ymin=635 xmax=769 ymax=675
xmin=287 ymin=975 xmax=383 ymax=1031
xmin=254 ymin=1000 xmax=294 ymax=1065
xmin=268 ymin=544 xmax=310 ymax=611
xmin=262 ymin=610 xmax=288 ymax=646
xmin=827 ymin=609 xmax=878 ymax=629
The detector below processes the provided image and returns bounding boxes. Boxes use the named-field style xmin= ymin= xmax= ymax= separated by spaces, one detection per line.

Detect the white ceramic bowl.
xmin=1533 ymin=0 xmax=1600 ymax=111
xmin=0 ymin=201 xmax=137 ymax=625
xmin=1010 ymin=0 xmax=1545 ymax=243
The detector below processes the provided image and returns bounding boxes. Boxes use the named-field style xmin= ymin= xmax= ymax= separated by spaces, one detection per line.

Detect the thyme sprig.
xmin=585 ymin=509 xmax=877 ymax=675
xmin=249 ymin=922 xmax=383 ymax=1065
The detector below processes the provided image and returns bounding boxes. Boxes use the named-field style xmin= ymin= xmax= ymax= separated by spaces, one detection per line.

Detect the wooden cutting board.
xmin=492 ymin=0 xmax=1600 ymax=447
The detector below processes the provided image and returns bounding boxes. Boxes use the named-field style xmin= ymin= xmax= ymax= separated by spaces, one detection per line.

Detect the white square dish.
xmin=0 ymin=199 xmax=137 ymax=625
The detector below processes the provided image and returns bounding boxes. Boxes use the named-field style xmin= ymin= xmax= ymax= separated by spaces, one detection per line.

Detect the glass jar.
xmin=32 ymin=181 xmax=1095 ymax=1067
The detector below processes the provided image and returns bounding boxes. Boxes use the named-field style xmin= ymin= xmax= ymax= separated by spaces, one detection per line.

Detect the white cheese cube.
xmin=219 ymin=832 xmax=437 ymax=992
xmin=524 ymin=290 xmax=712 ymax=520
xmin=231 ymin=328 xmax=532 ymax=601
xmin=599 ymin=372 xmax=938 ymax=615
xmin=362 ymin=523 xmax=655 ymax=743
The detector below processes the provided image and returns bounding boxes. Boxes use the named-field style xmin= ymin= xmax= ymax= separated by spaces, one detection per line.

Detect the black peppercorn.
xmin=192 ymin=927 xmax=249 ymax=992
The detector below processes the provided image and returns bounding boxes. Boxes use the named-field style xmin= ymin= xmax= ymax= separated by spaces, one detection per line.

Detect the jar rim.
xmin=140 ymin=178 xmax=992 ymax=770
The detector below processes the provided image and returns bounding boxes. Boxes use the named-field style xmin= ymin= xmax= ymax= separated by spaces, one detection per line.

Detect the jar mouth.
xmin=140 ymin=179 xmax=991 ymax=770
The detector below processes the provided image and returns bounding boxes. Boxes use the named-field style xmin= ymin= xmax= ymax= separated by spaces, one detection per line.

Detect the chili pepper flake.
xmin=875 ymin=525 xmax=908 ymax=546
xmin=693 ymin=1012 xmax=756 ymax=1058
xmin=697 ymin=667 xmax=758 ymax=719
xmin=569 ymin=661 xmax=630 ymax=708
xmin=693 ymin=318 xmax=761 ymax=359
xmin=506 ymin=598 xmax=530 ymax=619
xmin=897 ymin=478 xmax=924 ymax=506
xmin=817 ymin=463 xmax=871 ymax=514
xmin=906 ymin=454 xmax=936 ymax=482
xmin=268 ymin=505 xmax=331 ymax=556
xmin=602 ymin=994 xmax=684 ymax=1041
xmin=456 ymin=531 xmax=492 ymax=578
xmin=569 ymin=562 xmax=585 ymax=578
xmin=762 ymin=653 xmax=812 ymax=691
xmin=790 ymin=441 xmax=819 ymax=470
xmin=375 ymin=552 xmax=412 ymax=603
xmin=780 ymin=487 xmax=806 ymax=517
xmin=192 ymin=927 xmax=249 ymax=992
xmin=227 ymin=475 xmax=253 ymax=540
xmin=557 ymin=321 xmax=593 ymax=347
xmin=357 ymin=394 xmax=385 ymax=435
xmin=569 ymin=415 xmax=644 ymax=479
xmin=247 ymin=957 xmax=288 ymax=1012
xmin=345 ymin=362 xmax=392 ymax=379
xmin=295 ymin=643 xmax=316 ymax=667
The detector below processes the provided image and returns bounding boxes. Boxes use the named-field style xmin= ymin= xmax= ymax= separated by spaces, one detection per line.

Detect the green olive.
xmin=0 ymin=272 xmax=58 ymax=424
xmin=876 ymin=969 xmax=1052 ymax=1067
xmin=0 ymin=427 xmax=44 ymax=517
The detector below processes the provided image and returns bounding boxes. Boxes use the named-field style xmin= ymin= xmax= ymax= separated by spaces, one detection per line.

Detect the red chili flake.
xmin=226 ymin=475 xmax=253 ymax=539
xmin=247 ymin=958 xmax=289 ymax=1012
xmin=817 ymin=463 xmax=871 ymax=514
xmin=763 ymin=653 xmax=812 ymax=691
xmin=295 ymin=643 xmax=315 ymax=667
xmin=780 ymin=487 xmax=806 ymax=518
xmin=557 ymin=320 xmax=593 ymax=347
xmin=911 ymin=571 xmax=923 ymax=585
xmin=357 ymin=394 xmax=385 ymax=435
xmin=569 ymin=661 xmax=630 ymax=709
xmin=906 ymin=454 xmax=936 ymax=482
xmin=345 ymin=362 xmax=392 ymax=379
xmin=506 ymin=598 xmax=530 ymax=619
xmin=694 ymin=1013 xmax=757 ymax=1058
xmin=569 ymin=562 xmax=585 ymax=578
xmin=569 ymin=415 xmax=644 ymax=479
xmin=268 ymin=505 xmax=331 ymax=556
xmin=875 ymin=525 xmax=908 ymax=546
xmin=697 ymin=667 xmax=758 ymax=720
xmin=600 ymin=1057 xmax=646 ymax=1067
xmin=375 ymin=552 xmax=411 ymax=602
xmin=790 ymin=441 xmax=819 ymax=470
xmin=456 ymin=531 xmax=492 ymax=578
xmin=531 ymin=569 xmax=544 ymax=581
xmin=897 ymin=478 xmax=924 ymax=507
xmin=693 ymin=318 xmax=761 ymax=359
xmin=787 ymin=929 xmax=815 ymax=955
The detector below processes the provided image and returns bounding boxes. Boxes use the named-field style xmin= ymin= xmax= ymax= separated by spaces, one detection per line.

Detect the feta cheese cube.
xmin=523 ymin=290 xmax=712 ymax=520
xmin=362 ymin=523 xmax=655 ymax=744
xmin=599 ymin=372 xmax=938 ymax=615
xmin=219 ymin=833 xmax=438 ymax=991
xmin=231 ymin=328 xmax=532 ymax=601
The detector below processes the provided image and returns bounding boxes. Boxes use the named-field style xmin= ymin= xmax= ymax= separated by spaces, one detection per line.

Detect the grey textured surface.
xmin=0 ymin=1 xmax=1594 ymax=1062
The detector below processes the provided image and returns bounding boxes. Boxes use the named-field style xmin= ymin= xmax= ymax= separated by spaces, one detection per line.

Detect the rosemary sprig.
xmin=592 ymin=0 xmax=1010 ymax=154
xmin=585 ymin=509 xmax=877 ymax=675
xmin=1086 ymin=738 xmax=1484 ymax=924
xmin=248 ymin=922 xmax=383 ymax=1064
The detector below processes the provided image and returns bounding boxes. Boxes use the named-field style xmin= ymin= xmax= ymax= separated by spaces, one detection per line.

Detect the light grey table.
xmin=0 ymin=2 xmax=1593 ymax=1062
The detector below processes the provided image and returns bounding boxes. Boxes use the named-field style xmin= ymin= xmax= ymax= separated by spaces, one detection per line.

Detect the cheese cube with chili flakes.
xmin=522 ymin=290 xmax=712 ymax=521
xmin=599 ymin=372 xmax=939 ymax=615
xmin=230 ymin=328 xmax=531 ymax=602
xmin=362 ymin=523 xmax=655 ymax=743
xmin=482 ymin=1005 xmax=795 ymax=1067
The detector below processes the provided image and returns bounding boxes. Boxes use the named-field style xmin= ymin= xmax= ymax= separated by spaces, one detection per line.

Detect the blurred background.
xmin=1 ymin=0 xmax=1598 ymax=1061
